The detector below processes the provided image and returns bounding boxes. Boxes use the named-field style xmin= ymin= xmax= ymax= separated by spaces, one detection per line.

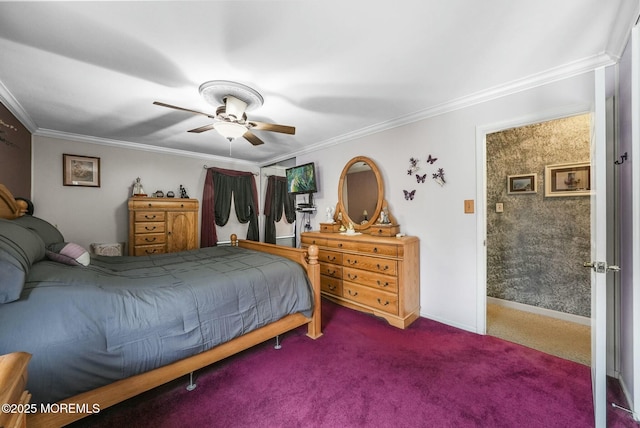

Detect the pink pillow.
xmin=46 ymin=242 xmax=90 ymax=266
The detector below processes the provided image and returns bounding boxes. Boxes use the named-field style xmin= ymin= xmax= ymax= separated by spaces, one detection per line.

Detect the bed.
xmin=0 ymin=185 xmax=321 ymax=427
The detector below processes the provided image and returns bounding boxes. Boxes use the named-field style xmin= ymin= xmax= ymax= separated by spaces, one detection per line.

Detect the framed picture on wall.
xmin=63 ymin=154 xmax=101 ymax=187
xmin=507 ymin=173 xmax=537 ymax=194
xmin=544 ymin=162 xmax=590 ymax=197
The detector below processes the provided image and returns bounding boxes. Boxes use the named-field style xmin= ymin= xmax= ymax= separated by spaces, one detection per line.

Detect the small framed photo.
xmin=544 ymin=162 xmax=590 ymax=197
xmin=63 ymin=154 xmax=101 ymax=187
xmin=507 ymin=173 xmax=537 ymax=194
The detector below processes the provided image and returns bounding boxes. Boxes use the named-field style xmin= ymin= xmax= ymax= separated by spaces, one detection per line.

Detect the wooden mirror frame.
xmin=336 ymin=156 xmax=385 ymax=231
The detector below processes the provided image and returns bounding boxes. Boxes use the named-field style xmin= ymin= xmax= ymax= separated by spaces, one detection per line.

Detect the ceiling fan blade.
xmin=249 ymin=121 xmax=295 ymax=135
xmin=188 ymin=124 xmax=215 ymax=133
xmin=153 ymin=101 xmax=215 ymax=119
xmin=243 ymin=131 xmax=265 ymax=146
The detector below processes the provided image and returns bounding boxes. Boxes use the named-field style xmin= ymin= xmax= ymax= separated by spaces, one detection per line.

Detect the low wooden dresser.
xmin=128 ymin=198 xmax=199 ymax=256
xmin=0 ymin=352 xmax=31 ymax=428
xmin=301 ymin=231 xmax=419 ymax=328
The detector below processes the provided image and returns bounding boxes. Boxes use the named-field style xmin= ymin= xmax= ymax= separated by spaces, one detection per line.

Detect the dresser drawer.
xmin=320 ymin=263 xmax=342 ymax=278
xmin=343 ymin=282 xmax=398 ymax=315
xmin=321 ymin=275 xmax=342 ymax=296
xmin=130 ymin=199 xmax=198 ymax=210
xmin=134 ymin=233 xmax=166 ymax=246
xmin=301 ymin=235 xmax=328 ymax=247
xmin=319 ymin=249 xmax=343 ymax=264
xmin=135 ymin=222 xmax=165 ymax=234
xmin=133 ymin=244 xmax=166 ymax=256
xmin=327 ymin=240 xmax=358 ymax=251
xmin=343 ymin=267 xmax=398 ymax=292
xmin=134 ymin=211 xmax=166 ymax=222
xmin=356 ymin=242 xmax=397 ymax=257
xmin=343 ymin=254 xmax=398 ymax=275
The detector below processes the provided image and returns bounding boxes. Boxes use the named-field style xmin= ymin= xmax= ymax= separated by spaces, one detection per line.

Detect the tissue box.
xmin=90 ymin=242 xmax=124 ymax=256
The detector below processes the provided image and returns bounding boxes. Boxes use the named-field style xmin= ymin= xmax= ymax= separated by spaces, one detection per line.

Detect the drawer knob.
xmin=145 ymin=215 xmax=156 ymax=219
xmin=338 ymin=243 xmax=343 ymax=248
xmin=327 ymin=256 xmax=336 ymax=262
xmin=348 ymin=290 xmax=358 ymax=297
xmin=373 ymin=247 xmax=378 ymax=253
xmin=144 ymin=237 xmax=157 ymax=242
xmin=148 ymin=203 xmax=153 ymax=207
xmin=377 ymin=280 xmax=389 ymax=287
xmin=145 ymin=249 xmax=157 ymax=254
xmin=328 ymin=285 xmax=336 ymax=291
xmin=145 ymin=226 xmax=156 ymax=231
xmin=376 ymin=264 xmax=389 ymax=271
xmin=327 ymin=269 xmax=336 ymax=275
xmin=347 ymin=274 xmax=358 ymax=280
xmin=377 ymin=298 xmax=390 ymax=306
xmin=347 ymin=259 xmax=357 ymax=265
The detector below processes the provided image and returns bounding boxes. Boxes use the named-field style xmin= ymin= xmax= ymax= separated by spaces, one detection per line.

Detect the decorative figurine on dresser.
xmin=128 ymin=192 xmax=199 ymax=256
xmin=302 ymin=156 xmax=420 ymax=329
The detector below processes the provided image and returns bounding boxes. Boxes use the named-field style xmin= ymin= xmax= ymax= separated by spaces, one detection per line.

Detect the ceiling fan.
xmin=154 ymin=80 xmax=295 ymax=146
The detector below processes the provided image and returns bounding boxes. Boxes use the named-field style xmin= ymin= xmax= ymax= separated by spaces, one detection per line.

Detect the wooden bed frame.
xmin=0 ymin=185 xmax=321 ymax=428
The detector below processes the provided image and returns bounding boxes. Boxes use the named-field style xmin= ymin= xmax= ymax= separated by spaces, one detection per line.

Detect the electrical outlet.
xmin=496 ymin=203 xmax=504 ymax=213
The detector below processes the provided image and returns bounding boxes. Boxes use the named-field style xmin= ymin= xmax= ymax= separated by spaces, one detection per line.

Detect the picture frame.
xmin=63 ymin=154 xmax=101 ymax=187
xmin=544 ymin=161 xmax=590 ymax=197
xmin=507 ymin=173 xmax=537 ymax=194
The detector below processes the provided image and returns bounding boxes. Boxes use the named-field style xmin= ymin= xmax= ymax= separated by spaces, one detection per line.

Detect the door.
xmin=587 ymin=67 xmax=619 ymax=427
xmin=167 ymin=211 xmax=197 ymax=253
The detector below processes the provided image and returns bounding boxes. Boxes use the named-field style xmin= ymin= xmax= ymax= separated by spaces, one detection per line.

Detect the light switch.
xmin=464 ymin=200 xmax=475 ymax=214
xmin=496 ymin=203 xmax=504 ymax=213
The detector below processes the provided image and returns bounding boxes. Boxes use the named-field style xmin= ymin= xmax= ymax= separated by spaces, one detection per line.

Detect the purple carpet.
xmin=72 ymin=300 xmax=636 ymax=427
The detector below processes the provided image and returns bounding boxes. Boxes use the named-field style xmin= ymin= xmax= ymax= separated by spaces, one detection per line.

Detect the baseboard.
xmin=487 ymin=297 xmax=591 ymax=326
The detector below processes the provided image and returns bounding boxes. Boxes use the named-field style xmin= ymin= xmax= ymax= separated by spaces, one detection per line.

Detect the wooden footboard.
xmin=26 ymin=237 xmax=321 ymax=428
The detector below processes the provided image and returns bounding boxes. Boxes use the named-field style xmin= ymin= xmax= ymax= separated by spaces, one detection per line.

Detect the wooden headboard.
xmin=0 ymin=184 xmax=27 ymax=219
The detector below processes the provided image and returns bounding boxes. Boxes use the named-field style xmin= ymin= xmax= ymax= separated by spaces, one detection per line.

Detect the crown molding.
xmin=34 ymin=128 xmax=259 ymax=166
xmin=262 ymin=52 xmax=616 ymax=165
xmin=1 ymin=50 xmax=620 ymax=168
xmin=0 ymin=81 xmax=37 ymax=132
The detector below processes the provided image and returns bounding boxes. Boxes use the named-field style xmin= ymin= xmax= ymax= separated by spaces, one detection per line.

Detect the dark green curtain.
xmin=201 ymin=167 xmax=259 ymax=246
xmin=264 ymin=175 xmax=296 ymax=244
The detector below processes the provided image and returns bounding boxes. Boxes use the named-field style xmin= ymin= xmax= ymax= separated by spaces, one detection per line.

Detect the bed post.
xmin=305 ymin=245 xmax=322 ymax=339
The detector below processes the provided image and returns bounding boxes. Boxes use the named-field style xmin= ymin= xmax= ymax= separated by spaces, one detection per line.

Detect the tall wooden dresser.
xmin=128 ymin=198 xmax=199 ymax=256
xmin=301 ymin=231 xmax=419 ymax=329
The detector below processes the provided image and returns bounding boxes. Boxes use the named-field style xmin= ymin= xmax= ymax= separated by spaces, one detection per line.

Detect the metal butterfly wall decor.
xmin=416 ymin=173 xmax=426 ymax=183
xmin=426 ymin=154 xmax=438 ymax=164
xmin=403 ymin=189 xmax=416 ymax=200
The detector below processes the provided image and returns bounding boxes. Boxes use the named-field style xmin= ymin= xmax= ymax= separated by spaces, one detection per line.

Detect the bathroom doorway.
xmin=484 ymin=114 xmax=592 ymax=364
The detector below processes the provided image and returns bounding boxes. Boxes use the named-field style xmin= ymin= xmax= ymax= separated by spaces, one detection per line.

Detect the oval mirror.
xmin=337 ymin=156 xmax=383 ymax=230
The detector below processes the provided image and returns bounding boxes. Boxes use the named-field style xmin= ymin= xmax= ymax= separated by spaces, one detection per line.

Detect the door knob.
xmin=583 ymin=261 xmax=620 ymax=273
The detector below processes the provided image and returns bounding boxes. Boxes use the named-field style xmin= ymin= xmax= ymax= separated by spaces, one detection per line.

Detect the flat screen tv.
xmin=286 ymin=162 xmax=318 ymax=195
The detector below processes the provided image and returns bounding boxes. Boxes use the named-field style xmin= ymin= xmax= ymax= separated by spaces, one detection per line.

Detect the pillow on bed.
xmin=46 ymin=242 xmax=90 ymax=266
xmin=0 ymin=247 xmax=27 ymax=303
xmin=0 ymin=218 xmax=46 ymax=303
xmin=13 ymin=215 xmax=65 ymax=246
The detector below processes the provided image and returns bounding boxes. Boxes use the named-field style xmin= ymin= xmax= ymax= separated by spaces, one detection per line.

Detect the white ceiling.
xmin=0 ymin=1 xmax=636 ymax=165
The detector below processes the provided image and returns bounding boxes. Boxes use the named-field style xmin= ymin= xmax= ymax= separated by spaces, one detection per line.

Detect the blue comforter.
xmin=0 ymin=246 xmax=313 ymax=405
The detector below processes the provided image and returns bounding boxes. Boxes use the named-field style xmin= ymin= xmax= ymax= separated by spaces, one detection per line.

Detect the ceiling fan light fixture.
xmin=214 ymin=122 xmax=247 ymax=141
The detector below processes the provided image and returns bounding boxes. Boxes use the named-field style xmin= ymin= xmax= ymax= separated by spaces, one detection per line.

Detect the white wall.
xmin=296 ymin=72 xmax=596 ymax=332
xmin=32 ymin=135 xmax=259 ymax=251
